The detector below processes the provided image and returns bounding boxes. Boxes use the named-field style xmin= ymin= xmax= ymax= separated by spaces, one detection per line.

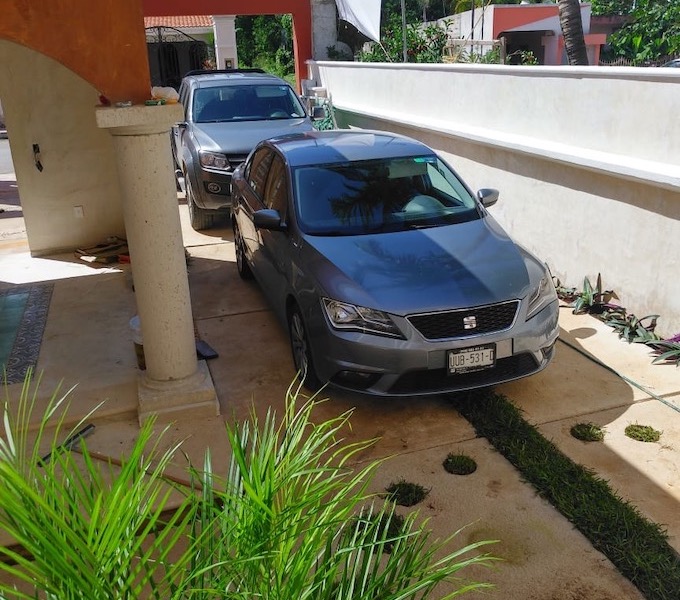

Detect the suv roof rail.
xmin=184 ymin=68 xmax=267 ymax=77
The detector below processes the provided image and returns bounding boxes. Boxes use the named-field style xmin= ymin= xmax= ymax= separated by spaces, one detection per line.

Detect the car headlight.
xmin=322 ymin=298 xmax=404 ymax=338
xmin=199 ymin=151 xmax=230 ymax=171
xmin=526 ymin=272 xmax=557 ymax=319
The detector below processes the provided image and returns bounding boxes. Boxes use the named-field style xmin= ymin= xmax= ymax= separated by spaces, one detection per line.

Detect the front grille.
xmin=227 ymin=154 xmax=248 ymax=169
xmin=407 ymin=300 xmax=519 ymax=340
xmin=388 ymin=353 xmax=538 ymax=395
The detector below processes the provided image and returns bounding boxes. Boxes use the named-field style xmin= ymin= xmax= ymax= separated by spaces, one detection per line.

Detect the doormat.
xmin=0 ymin=283 xmax=53 ymax=385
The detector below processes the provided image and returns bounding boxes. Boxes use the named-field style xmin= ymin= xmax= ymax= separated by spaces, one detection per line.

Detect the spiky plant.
xmin=0 ymin=371 xmax=197 ymax=599
xmin=0 ymin=375 xmax=495 ymax=599
xmin=179 ymin=383 xmax=496 ymax=599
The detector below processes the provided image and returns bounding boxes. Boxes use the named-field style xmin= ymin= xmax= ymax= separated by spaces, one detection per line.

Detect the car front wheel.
xmin=288 ymin=306 xmax=321 ymax=392
xmin=185 ymin=170 xmax=215 ymax=231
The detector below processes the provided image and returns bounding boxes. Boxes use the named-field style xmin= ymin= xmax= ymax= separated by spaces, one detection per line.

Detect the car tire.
xmin=233 ymin=220 xmax=253 ymax=280
xmin=288 ymin=305 xmax=321 ymax=392
xmin=185 ymin=170 xmax=215 ymax=231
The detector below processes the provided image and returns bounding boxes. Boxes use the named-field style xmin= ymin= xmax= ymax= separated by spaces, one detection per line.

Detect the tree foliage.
xmin=359 ymin=15 xmax=450 ymax=63
xmin=590 ymin=0 xmax=635 ymax=17
xmin=606 ymin=0 xmax=680 ymax=61
xmin=236 ymin=14 xmax=294 ymax=79
xmin=235 ymin=0 xmax=678 ymax=70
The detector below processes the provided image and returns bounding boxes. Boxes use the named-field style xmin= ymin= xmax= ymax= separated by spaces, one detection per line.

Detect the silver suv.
xmin=172 ymin=69 xmax=321 ymax=230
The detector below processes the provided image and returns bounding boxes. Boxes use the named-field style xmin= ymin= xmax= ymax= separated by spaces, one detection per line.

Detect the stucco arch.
xmin=1 ymin=0 xmax=223 ymax=424
xmin=1 ymin=1 xmax=151 ymax=104
xmin=0 ymin=39 xmax=124 ymax=254
xmin=1 ymin=0 xmax=317 ymax=99
xmin=0 ymin=0 xmax=317 ymax=422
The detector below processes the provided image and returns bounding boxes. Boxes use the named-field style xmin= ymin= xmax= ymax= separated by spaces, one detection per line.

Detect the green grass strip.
xmin=453 ymin=390 xmax=680 ymax=600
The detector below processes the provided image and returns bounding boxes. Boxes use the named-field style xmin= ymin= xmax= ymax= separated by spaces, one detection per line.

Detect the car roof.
xmin=264 ymin=130 xmax=436 ymax=167
xmin=183 ymin=70 xmax=288 ymax=89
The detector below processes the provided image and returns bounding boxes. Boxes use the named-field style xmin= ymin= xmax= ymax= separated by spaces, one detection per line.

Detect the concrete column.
xmin=213 ymin=15 xmax=238 ymax=69
xmin=96 ymin=104 xmax=218 ymax=423
xmin=311 ymin=0 xmax=338 ymax=61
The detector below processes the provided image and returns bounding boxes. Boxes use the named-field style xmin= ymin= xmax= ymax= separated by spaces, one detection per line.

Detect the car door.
xmin=257 ymin=153 xmax=294 ymax=313
xmin=171 ymin=82 xmax=190 ymax=168
xmin=239 ymin=147 xmax=275 ymax=273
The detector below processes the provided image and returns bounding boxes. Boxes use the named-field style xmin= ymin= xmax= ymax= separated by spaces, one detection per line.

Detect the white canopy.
xmin=334 ymin=0 xmax=382 ymax=42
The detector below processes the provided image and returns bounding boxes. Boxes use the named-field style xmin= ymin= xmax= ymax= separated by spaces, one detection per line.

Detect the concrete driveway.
xmin=1 ymin=182 xmax=678 ymax=598
xmin=181 ymin=208 xmax=678 ymax=599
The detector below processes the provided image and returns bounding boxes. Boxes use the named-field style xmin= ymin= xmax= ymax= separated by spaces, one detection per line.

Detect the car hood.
xmin=301 ymin=216 xmax=537 ymax=315
xmin=192 ymin=119 xmax=314 ymax=155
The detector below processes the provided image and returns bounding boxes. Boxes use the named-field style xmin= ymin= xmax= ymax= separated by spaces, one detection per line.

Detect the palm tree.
xmin=558 ymin=0 xmax=589 ymax=65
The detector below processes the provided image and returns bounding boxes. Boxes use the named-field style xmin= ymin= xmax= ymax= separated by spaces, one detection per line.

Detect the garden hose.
xmin=557 ymin=336 xmax=680 ymax=415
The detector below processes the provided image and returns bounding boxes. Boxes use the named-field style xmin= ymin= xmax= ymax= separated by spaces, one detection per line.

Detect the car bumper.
xmin=308 ymin=299 xmax=559 ymax=397
xmin=194 ymin=168 xmax=233 ymax=211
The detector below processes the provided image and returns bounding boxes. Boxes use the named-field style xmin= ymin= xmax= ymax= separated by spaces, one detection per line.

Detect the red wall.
xmin=0 ymin=0 xmax=313 ymax=102
xmin=492 ymin=5 xmax=560 ymax=38
xmin=1 ymin=0 xmax=152 ymax=103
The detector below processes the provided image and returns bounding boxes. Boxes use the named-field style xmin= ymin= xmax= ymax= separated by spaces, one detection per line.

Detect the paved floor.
xmin=1 ymin=184 xmax=679 ymax=598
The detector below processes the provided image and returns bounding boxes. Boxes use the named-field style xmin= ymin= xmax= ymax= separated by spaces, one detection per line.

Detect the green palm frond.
xmin=0 ymin=376 xmax=495 ymax=599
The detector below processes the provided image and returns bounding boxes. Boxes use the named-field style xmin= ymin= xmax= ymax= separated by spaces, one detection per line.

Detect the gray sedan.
xmin=231 ymin=130 xmax=559 ymax=396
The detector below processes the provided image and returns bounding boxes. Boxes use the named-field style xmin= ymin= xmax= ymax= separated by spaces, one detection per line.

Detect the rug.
xmin=0 ymin=283 xmax=53 ymax=385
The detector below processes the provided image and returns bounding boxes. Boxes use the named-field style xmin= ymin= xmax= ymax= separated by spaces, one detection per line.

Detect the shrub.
xmin=0 ymin=374 xmax=495 ymax=599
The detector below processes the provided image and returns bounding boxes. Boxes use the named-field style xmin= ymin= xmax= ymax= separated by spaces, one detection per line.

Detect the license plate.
xmin=448 ymin=344 xmax=496 ymax=374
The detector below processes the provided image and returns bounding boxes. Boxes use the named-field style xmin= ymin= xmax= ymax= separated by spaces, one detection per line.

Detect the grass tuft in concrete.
xmin=570 ymin=422 xmax=605 ymax=442
xmin=385 ymin=479 xmax=430 ymax=507
xmin=452 ymin=389 xmax=680 ymax=600
xmin=443 ymin=453 xmax=478 ymax=475
xmin=625 ymin=423 xmax=661 ymax=443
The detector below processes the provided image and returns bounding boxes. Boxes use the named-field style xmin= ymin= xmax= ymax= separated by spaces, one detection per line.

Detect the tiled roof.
xmin=144 ymin=16 xmax=213 ymax=29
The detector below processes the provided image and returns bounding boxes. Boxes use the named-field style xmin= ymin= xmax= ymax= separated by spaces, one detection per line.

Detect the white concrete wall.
xmin=311 ymin=61 xmax=680 ymax=337
xmin=0 ymin=41 xmax=124 ymax=255
xmin=213 ymin=16 xmax=238 ymax=69
xmin=311 ymin=0 xmax=338 ymax=60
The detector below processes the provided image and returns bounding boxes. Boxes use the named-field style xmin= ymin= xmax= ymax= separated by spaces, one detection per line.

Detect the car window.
xmin=247 ymin=148 xmax=275 ymax=197
xmin=263 ymin=155 xmax=289 ymax=220
xmin=293 ymin=155 xmax=480 ymax=236
xmin=192 ymin=84 xmax=306 ymax=123
xmin=179 ymin=84 xmax=190 ymax=118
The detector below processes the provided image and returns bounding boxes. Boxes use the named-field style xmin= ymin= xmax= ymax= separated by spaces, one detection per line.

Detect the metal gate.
xmin=146 ymin=27 xmax=215 ymax=90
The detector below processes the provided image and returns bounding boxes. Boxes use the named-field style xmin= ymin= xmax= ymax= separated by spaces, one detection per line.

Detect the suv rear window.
xmin=192 ymin=84 xmax=306 ymax=123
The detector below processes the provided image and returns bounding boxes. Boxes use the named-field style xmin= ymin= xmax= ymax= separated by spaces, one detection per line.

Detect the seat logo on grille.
xmin=463 ymin=315 xmax=477 ymax=330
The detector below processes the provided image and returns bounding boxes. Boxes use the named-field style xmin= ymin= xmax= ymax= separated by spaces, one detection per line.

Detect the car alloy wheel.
xmin=289 ymin=306 xmax=321 ymax=391
xmin=233 ymin=221 xmax=253 ymax=280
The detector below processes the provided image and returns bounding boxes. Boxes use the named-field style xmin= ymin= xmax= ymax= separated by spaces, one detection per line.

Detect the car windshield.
xmin=293 ymin=155 xmax=481 ymax=236
xmin=192 ymin=84 xmax=306 ymax=123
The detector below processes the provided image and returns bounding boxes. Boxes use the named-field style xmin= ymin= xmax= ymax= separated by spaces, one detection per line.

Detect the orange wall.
xmin=492 ymin=6 xmax=560 ymax=38
xmin=1 ymin=0 xmax=151 ymax=103
xmin=142 ymin=0 xmax=313 ymax=91
xmin=0 ymin=0 xmax=313 ymax=102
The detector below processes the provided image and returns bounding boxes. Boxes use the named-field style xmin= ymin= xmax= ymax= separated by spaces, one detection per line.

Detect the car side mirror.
xmin=311 ymin=106 xmax=325 ymax=120
xmin=253 ymin=209 xmax=287 ymax=231
xmin=177 ymin=122 xmax=187 ymax=130
xmin=477 ymin=188 xmax=499 ymax=208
